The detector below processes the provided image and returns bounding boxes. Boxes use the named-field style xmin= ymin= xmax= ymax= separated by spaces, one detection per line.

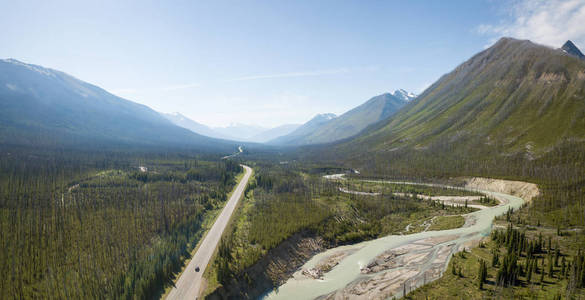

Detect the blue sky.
xmin=2 ymin=0 xmax=585 ymax=127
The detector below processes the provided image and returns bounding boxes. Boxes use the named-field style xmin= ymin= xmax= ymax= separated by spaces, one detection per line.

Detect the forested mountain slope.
xmin=0 ymin=59 xmax=235 ymax=151
xmin=338 ymin=38 xmax=585 ymax=157
xmin=271 ymin=38 xmax=585 ymax=299
xmin=300 ymin=38 xmax=585 ymax=229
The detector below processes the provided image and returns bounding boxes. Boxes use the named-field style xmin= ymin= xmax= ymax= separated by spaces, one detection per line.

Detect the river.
xmin=263 ymin=179 xmax=527 ymax=299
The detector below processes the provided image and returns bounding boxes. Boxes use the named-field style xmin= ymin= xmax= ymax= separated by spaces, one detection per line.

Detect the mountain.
xmin=211 ymin=123 xmax=269 ymax=141
xmin=392 ymin=89 xmax=417 ymax=101
xmin=561 ymin=40 xmax=584 ymax=60
xmin=162 ymin=112 xmax=232 ymax=140
xmin=269 ymin=113 xmax=337 ymax=145
xmin=333 ymin=38 xmax=585 ymax=162
xmin=0 ymin=58 xmax=234 ymax=150
xmin=270 ymin=91 xmax=411 ymax=145
xmin=249 ymin=124 xmax=300 ymax=143
xmin=162 ymin=112 xmax=300 ymax=143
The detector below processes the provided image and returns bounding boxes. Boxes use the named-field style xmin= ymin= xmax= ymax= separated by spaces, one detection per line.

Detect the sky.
xmin=2 ymin=0 xmax=585 ymax=128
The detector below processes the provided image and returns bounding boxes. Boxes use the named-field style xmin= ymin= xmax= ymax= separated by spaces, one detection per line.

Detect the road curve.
xmin=167 ymin=165 xmax=252 ymax=300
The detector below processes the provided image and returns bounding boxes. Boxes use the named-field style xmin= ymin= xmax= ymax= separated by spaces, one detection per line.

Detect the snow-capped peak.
xmin=2 ymin=58 xmax=56 ymax=77
xmin=317 ymin=113 xmax=337 ymax=120
xmin=392 ymin=89 xmax=417 ymax=101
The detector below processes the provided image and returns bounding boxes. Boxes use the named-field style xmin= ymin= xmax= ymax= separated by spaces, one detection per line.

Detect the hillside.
xmin=0 ymin=59 xmax=234 ymax=150
xmin=337 ymin=38 xmax=585 ymax=159
xmin=271 ymin=91 xmax=412 ymax=145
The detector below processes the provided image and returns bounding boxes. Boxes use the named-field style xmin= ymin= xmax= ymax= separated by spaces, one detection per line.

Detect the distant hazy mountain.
xmin=212 ymin=123 xmax=269 ymax=141
xmin=334 ymin=38 xmax=585 ymax=160
xmin=269 ymin=113 xmax=337 ymax=145
xmin=163 ymin=112 xmax=300 ymax=143
xmin=270 ymin=91 xmax=413 ymax=145
xmin=162 ymin=112 xmax=232 ymax=140
xmin=249 ymin=124 xmax=300 ymax=143
xmin=0 ymin=58 xmax=234 ymax=150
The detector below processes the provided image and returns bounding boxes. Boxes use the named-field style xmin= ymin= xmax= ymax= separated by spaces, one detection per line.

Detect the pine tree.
xmin=526 ymin=259 xmax=533 ymax=283
xmin=548 ymin=253 xmax=554 ymax=278
xmin=540 ymin=264 xmax=545 ymax=284
xmin=561 ymin=257 xmax=566 ymax=278
xmin=478 ymin=259 xmax=487 ymax=289
xmin=492 ymin=249 xmax=499 ymax=267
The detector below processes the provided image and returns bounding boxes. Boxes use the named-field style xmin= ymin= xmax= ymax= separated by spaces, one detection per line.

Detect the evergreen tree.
xmin=478 ymin=259 xmax=487 ymax=289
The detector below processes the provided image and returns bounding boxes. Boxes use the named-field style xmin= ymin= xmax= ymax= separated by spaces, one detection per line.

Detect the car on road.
xmin=195 ymin=266 xmax=200 ymax=272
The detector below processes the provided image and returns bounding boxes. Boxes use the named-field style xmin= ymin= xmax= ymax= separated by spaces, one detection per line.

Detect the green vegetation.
xmin=406 ymin=213 xmax=585 ymax=299
xmin=309 ymin=46 xmax=585 ymax=298
xmin=234 ymin=39 xmax=585 ymax=298
xmin=337 ymin=38 xmax=585 ymax=157
xmin=3 ymin=37 xmax=585 ymax=300
xmin=342 ymin=180 xmax=483 ymax=197
xmin=291 ymin=38 xmax=585 ymax=296
xmin=427 ymin=215 xmax=465 ymax=231
xmin=472 ymin=195 xmax=499 ymax=206
xmin=312 ymin=38 xmax=585 ymax=232
xmin=0 ymin=146 xmax=242 ymax=299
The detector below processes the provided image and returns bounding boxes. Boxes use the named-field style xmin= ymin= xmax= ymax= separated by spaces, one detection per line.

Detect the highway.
xmin=167 ymin=165 xmax=252 ymax=300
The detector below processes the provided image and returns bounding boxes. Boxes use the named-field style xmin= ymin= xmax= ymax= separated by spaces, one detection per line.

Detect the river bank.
xmin=263 ymin=177 xmax=538 ymax=299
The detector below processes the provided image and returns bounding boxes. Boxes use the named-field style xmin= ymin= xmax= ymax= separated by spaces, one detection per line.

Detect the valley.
xmin=3 ymin=3 xmax=585 ymax=299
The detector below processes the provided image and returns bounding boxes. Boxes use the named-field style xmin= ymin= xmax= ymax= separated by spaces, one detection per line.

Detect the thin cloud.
xmin=158 ymin=82 xmax=201 ymax=91
xmin=476 ymin=0 xmax=585 ymax=48
xmin=111 ymin=68 xmax=351 ymax=94
xmin=227 ymin=68 xmax=351 ymax=82
xmin=111 ymin=82 xmax=201 ymax=94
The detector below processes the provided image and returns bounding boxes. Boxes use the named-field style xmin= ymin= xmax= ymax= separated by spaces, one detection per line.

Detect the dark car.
xmin=195 ymin=266 xmax=200 ymax=272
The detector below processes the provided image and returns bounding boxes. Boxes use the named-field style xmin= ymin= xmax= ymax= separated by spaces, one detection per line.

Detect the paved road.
xmin=167 ymin=165 xmax=252 ymax=300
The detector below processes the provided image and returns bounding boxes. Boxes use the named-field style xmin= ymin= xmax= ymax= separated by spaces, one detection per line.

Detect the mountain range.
xmin=332 ymin=38 xmax=585 ymax=164
xmin=5 ymin=37 xmax=580 ymax=158
xmin=0 ymin=57 xmax=414 ymax=150
xmin=270 ymin=90 xmax=415 ymax=145
xmin=162 ymin=112 xmax=300 ymax=143
xmin=162 ymin=112 xmax=233 ymax=140
xmin=0 ymin=59 xmax=235 ymax=151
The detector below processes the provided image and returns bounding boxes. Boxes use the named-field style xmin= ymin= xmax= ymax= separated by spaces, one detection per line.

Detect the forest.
xmin=406 ymin=211 xmax=585 ymax=299
xmin=4 ymin=130 xmax=585 ymax=299
xmin=196 ymin=133 xmax=585 ymax=298
xmin=294 ymin=136 xmax=585 ymax=298
xmin=0 ymin=145 xmax=241 ymax=299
